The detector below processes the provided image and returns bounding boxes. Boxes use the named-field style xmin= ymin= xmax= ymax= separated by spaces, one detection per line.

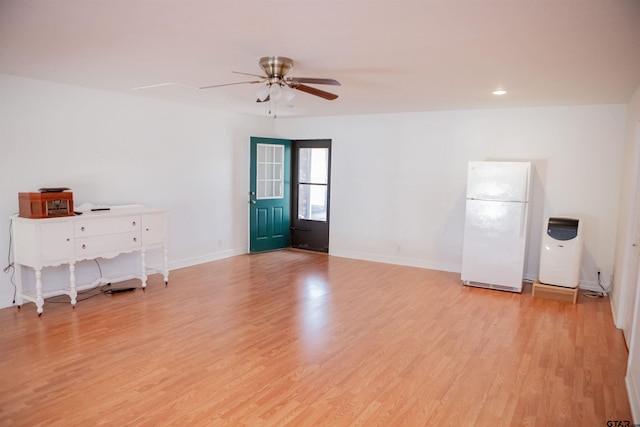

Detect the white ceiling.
xmin=1 ymin=0 xmax=639 ymax=118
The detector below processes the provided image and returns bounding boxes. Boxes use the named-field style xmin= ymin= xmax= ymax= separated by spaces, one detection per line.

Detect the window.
xmin=256 ymin=144 xmax=284 ymax=199
xmin=297 ymin=148 xmax=329 ymax=221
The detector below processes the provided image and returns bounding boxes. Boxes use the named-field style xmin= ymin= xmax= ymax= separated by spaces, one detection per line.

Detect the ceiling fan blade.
xmin=291 ymin=84 xmax=339 ymax=100
xmin=200 ymin=80 xmax=264 ymax=89
xmin=287 ymin=77 xmax=341 ymax=86
xmin=232 ymin=70 xmax=268 ymax=79
xmin=256 ymin=95 xmax=270 ymax=103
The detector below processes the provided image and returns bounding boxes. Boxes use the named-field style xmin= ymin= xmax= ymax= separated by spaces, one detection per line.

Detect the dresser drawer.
xmin=75 ymin=231 xmax=142 ymax=259
xmin=75 ymin=215 xmax=141 ymax=237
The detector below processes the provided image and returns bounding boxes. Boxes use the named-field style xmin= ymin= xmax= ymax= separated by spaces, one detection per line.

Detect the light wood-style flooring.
xmin=0 ymin=250 xmax=631 ymax=426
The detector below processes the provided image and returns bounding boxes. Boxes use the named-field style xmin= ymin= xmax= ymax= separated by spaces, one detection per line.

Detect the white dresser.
xmin=11 ymin=205 xmax=169 ymax=315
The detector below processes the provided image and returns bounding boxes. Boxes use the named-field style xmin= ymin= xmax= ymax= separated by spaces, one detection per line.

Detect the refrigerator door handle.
xmin=520 ymin=204 xmax=526 ymax=238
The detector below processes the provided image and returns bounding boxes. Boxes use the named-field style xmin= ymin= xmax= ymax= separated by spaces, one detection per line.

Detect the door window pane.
xmin=298 ymin=184 xmax=327 ymax=221
xmin=256 ymin=143 xmax=284 ymax=199
xmin=299 ymin=148 xmax=328 ymax=184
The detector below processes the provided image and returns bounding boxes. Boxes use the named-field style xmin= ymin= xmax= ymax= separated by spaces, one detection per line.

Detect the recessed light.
xmin=492 ymin=89 xmax=507 ymax=96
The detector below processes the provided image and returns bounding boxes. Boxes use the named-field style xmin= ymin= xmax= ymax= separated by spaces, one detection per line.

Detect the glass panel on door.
xmin=297 ymin=148 xmax=329 ymax=222
xmin=298 ymin=184 xmax=327 ymax=221
xmin=257 ymin=143 xmax=284 ymax=200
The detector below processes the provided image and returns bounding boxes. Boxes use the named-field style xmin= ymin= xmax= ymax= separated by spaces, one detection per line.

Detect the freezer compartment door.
xmin=461 ymin=199 xmax=529 ymax=290
xmin=466 ymin=161 xmax=531 ymax=202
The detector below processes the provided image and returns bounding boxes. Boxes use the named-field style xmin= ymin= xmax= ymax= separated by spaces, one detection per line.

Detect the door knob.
xmin=250 ymin=200 xmax=257 ymax=204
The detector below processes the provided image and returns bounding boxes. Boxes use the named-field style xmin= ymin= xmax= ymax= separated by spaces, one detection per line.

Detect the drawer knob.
xmin=132 ymin=221 xmax=136 ymax=226
xmin=66 ymin=238 xmax=70 ymax=242
xmin=82 ymin=244 xmax=86 ymax=249
xmin=81 ymin=226 xmax=85 ymax=232
xmin=146 ymin=228 xmax=149 ymax=232
xmin=133 ymin=237 xmax=137 ymax=242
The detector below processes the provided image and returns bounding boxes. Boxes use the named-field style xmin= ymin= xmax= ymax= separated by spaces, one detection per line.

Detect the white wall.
xmin=275 ymin=105 xmax=626 ymax=289
xmin=0 ymin=74 xmax=273 ymax=309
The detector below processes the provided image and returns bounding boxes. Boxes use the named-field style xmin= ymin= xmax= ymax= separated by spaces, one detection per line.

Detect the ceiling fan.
xmin=200 ymin=56 xmax=340 ymax=105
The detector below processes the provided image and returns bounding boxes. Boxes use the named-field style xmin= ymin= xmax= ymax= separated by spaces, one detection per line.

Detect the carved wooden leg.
xmin=141 ymin=249 xmax=147 ymax=288
xmin=15 ymin=264 xmax=24 ymax=307
xmin=69 ymin=263 xmax=77 ymax=307
xmin=35 ymin=269 xmax=44 ymax=315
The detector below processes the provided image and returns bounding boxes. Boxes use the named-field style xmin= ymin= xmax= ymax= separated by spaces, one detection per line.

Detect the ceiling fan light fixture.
xmin=201 ymin=56 xmax=340 ymax=116
xmin=256 ymin=85 xmax=270 ymax=101
xmin=492 ymin=89 xmax=507 ymax=96
xmin=269 ymin=84 xmax=283 ymax=101
xmin=282 ymin=86 xmax=296 ymax=103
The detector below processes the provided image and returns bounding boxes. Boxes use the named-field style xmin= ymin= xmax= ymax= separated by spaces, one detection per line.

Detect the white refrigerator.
xmin=461 ymin=161 xmax=532 ymax=292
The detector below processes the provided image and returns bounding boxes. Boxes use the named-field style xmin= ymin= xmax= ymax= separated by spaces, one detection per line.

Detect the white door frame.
xmin=620 ymin=121 xmax=640 ymax=343
xmin=626 ymin=255 xmax=640 ymax=422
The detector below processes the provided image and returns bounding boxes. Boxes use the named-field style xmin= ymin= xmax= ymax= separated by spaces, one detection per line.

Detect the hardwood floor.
xmin=0 ymin=250 xmax=631 ymax=426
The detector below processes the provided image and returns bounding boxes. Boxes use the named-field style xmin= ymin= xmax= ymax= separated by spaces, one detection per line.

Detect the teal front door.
xmin=249 ymin=137 xmax=291 ymax=253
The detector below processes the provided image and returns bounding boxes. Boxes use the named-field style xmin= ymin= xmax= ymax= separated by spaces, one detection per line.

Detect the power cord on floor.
xmin=3 ymin=217 xmax=17 ymax=304
xmin=44 ymin=283 xmax=113 ymax=304
xmin=583 ymin=271 xmax=608 ymax=298
xmin=44 ymin=259 xmax=114 ymax=304
xmin=7 ymin=246 xmax=118 ymax=306
xmin=2 ymin=263 xmax=16 ymax=304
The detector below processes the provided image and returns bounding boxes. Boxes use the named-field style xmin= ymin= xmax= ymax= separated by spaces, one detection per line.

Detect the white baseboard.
xmin=627 ymin=374 xmax=640 ymax=424
xmin=610 ymin=294 xmax=623 ymax=329
xmin=169 ymin=247 xmax=247 ymax=271
xmin=328 ymin=249 xmax=460 ymax=273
